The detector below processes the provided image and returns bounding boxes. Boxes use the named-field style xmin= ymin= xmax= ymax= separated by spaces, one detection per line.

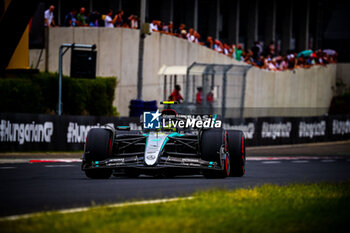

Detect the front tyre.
xmin=83 ymin=128 xmax=114 ymax=179
xmin=201 ymin=129 xmax=229 ymax=179
xmin=227 ymin=130 xmax=246 ymax=177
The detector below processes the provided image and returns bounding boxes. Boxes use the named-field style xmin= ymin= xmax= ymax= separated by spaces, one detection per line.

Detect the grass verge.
xmin=1 ymin=181 xmax=350 ymax=233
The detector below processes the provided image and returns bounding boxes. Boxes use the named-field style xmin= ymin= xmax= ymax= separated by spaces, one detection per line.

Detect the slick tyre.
xmin=201 ymin=128 xmax=229 ymax=179
xmin=84 ymin=128 xmax=113 ymax=162
xmin=83 ymin=128 xmax=113 ymax=179
xmin=227 ymin=130 xmax=246 ymax=177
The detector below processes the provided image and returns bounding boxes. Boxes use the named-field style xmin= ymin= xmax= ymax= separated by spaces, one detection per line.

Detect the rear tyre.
xmin=227 ymin=130 xmax=246 ymax=177
xmin=201 ymin=129 xmax=228 ymax=179
xmin=83 ymin=128 xmax=114 ymax=179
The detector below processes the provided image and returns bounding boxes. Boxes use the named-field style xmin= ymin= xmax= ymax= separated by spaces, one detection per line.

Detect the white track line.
xmin=291 ymin=160 xmax=309 ymax=163
xmin=29 ymin=159 xmax=81 ymax=163
xmin=0 ymin=159 xmax=28 ymax=164
xmin=321 ymin=159 xmax=336 ymax=163
xmin=0 ymin=167 xmax=16 ymax=169
xmin=0 ymin=196 xmax=194 ymax=221
xmin=261 ymin=161 xmax=281 ymax=164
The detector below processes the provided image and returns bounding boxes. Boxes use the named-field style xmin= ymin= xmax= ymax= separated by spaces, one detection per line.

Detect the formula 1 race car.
xmin=82 ymin=107 xmax=245 ymax=179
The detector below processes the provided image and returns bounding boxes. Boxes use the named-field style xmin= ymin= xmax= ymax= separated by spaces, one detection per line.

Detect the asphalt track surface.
xmin=1 ymin=142 xmax=350 ymax=217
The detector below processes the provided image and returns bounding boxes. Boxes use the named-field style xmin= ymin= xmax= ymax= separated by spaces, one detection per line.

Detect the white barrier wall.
xmin=244 ymin=64 xmax=337 ymax=117
xmin=45 ymin=27 xmax=237 ymax=116
xmin=337 ymin=63 xmax=350 ymax=87
xmin=29 ymin=49 xmax=46 ymax=71
xmin=42 ymin=27 xmax=337 ymax=117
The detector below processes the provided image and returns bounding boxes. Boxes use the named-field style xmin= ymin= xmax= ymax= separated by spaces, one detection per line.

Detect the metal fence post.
xmin=58 ymin=45 xmax=63 ymax=115
xmin=57 ymin=43 xmax=96 ymax=116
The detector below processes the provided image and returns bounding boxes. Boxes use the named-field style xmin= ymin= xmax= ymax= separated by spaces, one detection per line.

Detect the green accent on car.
xmin=143 ymin=133 xmax=149 ymax=154
xmin=168 ymin=132 xmax=185 ymax=137
xmin=152 ymin=138 xmax=162 ymax=142
xmin=145 ymin=137 xmax=149 ymax=149
xmin=160 ymin=132 xmax=185 ymax=151
xmin=117 ymin=126 xmax=129 ymax=128
xmin=213 ymin=114 xmax=217 ymax=125
xmin=95 ymin=161 xmax=99 ymax=164
xmin=95 ymin=165 xmax=99 ymax=168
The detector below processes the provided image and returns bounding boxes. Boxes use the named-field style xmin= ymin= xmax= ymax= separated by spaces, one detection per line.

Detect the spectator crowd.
xmin=45 ymin=5 xmax=338 ymax=71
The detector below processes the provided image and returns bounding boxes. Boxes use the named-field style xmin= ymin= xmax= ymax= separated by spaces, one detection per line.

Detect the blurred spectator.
xmin=187 ymin=28 xmax=195 ymax=42
xmin=231 ymin=44 xmax=236 ymax=59
xmin=44 ymin=5 xmax=56 ymax=27
xmin=280 ymin=58 xmax=288 ymax=70
xmin=128 ymin=15 xmax=139 ymax=29
xmin=41 ymin=7 xmax=338 ymax=72
xmin=267 ymin=59 xmax=277 ymax=71
xmin=251 ymin=41 xmax=261 ymax=61
xmin=206 ymin=89 xmax=214 ymax=103
xmin=169 ymin=85 xmax=183 ymax=103
xmin=265 ymin=41 xmax=275 ymax=57
xmin=115 ymin=10 xmax=124 ymax=27
xmin=180 ymin=29 xmax=187 ymax=39
xmin=287 ymin=54 xmax=296 ymax=69
xmin=194 ymin=31 xmax=202 ymax=44
xmin=175 ymin=24 xmax=186 ymax=35
xmin=235 ymin=44 xmax=243 ymax=61
xmin=150 ymin=20 xmax=158 ymax=31
xmin=64 ymin=9 xmax=77 ymax=27
xmin=76 ymin=7 xmax=87 ymax=26
xmin=161 ymin=21 xmax=169 ymax=32
xmin=88 ymin=11 xmax=101 ymax=27
xmin=165 ymin=21 xmax=174 ymax=34
xmin=205 ymin=36 xmax=214 ymax=49
xmin=223 ymin=43 xmax=230 ymax=55
xmin=214 ymin=40 xmax=223 ymax=53
xmin=196 ymin=87 xmax=203 ymax=104
xmin=104 ymin=9 xmax=118 ymax=28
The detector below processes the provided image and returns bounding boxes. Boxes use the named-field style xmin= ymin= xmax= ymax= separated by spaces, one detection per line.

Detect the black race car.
xmin=82 ymin=109 xmax=245 ymax=179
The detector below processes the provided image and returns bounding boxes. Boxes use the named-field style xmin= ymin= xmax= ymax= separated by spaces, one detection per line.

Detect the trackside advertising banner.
xmin=0 ymin=113 xmax=350 ymax=151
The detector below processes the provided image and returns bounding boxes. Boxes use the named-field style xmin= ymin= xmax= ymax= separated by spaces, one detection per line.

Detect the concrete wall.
xmin=244 ymin=64 xmax=337 ymax=117
xmin=142 ymin=32 xmax=241 ymax=108
xmin=29 ymin=49 xmax=46 ymax=71
xmin=336 ymin=63 xmax=350 ymax=87
xmin=42 ymin=27 xmax=337 ymax=117
xmin=45 ymin=27 xmax=140 ymax=116
xmin=45 ymin=27 xmax=237 ymax=116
